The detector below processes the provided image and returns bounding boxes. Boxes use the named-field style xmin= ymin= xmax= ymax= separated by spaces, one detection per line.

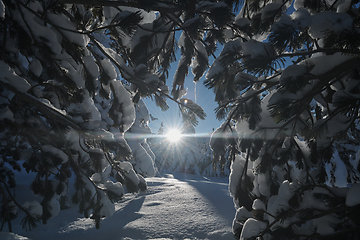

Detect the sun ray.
xmin=166 ymin=128 xmax=183 ymax=143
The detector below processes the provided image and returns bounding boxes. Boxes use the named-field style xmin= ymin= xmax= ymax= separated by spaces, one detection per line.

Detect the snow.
xmin=300 ymin=188 xmax=329 ymax=210
xmin=309 ymin=52 xmax=352 ymax=76
xmin=65 ymin=129 xmax=82 ymax=154
xmin=47 ymin=13 xmax=89 ymax=47
xmin=125 ymin=99 xmax=156 ymax=177
xmin=98 ymin=190 xmax=116 ymax=218
xmin=309 ymin=12 xmax=353 ymax=39
xmin=29 ymin=59 xmax=42 ymax=77
xmin=60 ymin=60 xmax=85 ymax=89
xmin=127 ymin=168 xmax=141 ymax=186
xmin=8 ymin=174 xmax=234 ymax=240
xmin=240 ymin=218 xmax=267 ymax=240
xmin=110 ymin=80 xmax=135 ymax=132
xmin=293 ymin=0 xmax=305 ymax=10
xmin=254 ymin=173 xmax=271 ymax=197
xmin=279 ymin=65 xmax=307 ymax=84
xmin=101 ymin=59 xmax=117 ymax=80
xmin=0 ymin=61 xmax=31 ymax=93
xmin=0 ymin=232 xmax=30 ymax=240
xmin=67 ymin=91 xmax=102 ymax=123
xmin=266 ymin=180 xmax=298 ymax=230
xmin=0 ymin=0 xmax=4 ymax=19
xmin=206 ymin=40 xmax=241 ymax=80
xmin=346 ymin=183 xmax=360 ymax=206
xmin=271 ymin=8 xmax=312 ymax=32
xmin=229 ymin=155 xmax=246 ymax=197
xmin=191 ymin=40 xmax=208 ymax=80
xmin=261 ymin=3 xmax=283 ymax=22
xmin=291 ymin=8 xmax=311 ymax=30
xmin=252 ymin=199 xmax=266 ymax=211
xmin=234 ymin=206 xmax=252 ymax=223
xmin=119 ymin=161 xmax=133 ymax=173
xmin=127 ymin=139 xmax=157 ymax=177
xmin=91 ymin=164 xmax=111 ymax=183
xmin=103 ymin=180 xmax=125 ymax=198
xmin=83 ymin=56 xmax=100 ymax=78
xmin=41 ymin=145 xmax=69 ymax=164
xmin=0 ymin=106 xmax=14 ymax=121
xmin=337 ymin=0 xmax=352 ymax=13
xmin=235 ymin=91 xmax=291 ymax=140
xmin=325 ymin=149 xmax=348 ymax=187
xmin=92 ymin=38 xmax=133 ymax=78
xmin=11 ymin=3 xmax=62 ymax=55
xmin=241 ymin=40 xmax=275 ymax=59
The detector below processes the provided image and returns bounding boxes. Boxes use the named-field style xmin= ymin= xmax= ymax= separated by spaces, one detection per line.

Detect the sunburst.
xmin=166 ymin=128 xmax=183 ymax=143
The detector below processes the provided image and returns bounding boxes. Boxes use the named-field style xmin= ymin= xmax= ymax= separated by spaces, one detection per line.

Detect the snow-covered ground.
xmin=3 ymin=173 xmax=235 ymax=240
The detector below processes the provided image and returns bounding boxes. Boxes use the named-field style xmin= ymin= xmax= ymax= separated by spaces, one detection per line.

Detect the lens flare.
xmin=166 ymin=129 xmax=182 ymax=142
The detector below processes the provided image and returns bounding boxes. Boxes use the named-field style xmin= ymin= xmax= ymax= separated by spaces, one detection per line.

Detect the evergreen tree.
xmin=198 ymin=136 xmax=225 ymax=177
xmin=205 ymin=1 xmax=360 ymax=239
xmin=0 ymin=0 xmax=151 ymax=230
xmin=4 ymin=0 xmax=360 ymax=238
xmin=0 ymin=0 xmax=208 ymax=231
xmin=158 ymin=122 xmax=165 ymax=135
xmin=125 ymin=99 xmax=157 ymax=178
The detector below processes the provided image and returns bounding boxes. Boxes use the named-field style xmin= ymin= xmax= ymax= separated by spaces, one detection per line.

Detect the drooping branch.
xmin=280 ymin=48 xmax=360 ymax=58
xmin=60 ymin=0 xmax=182 ymax=12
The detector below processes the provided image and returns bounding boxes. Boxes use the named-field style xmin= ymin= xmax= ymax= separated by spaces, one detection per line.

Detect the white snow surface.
xmin=10 ymin=173 xmax=234 ymax=240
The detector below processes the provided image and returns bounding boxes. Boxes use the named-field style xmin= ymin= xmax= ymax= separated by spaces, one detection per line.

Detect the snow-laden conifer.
xmin=0 ymin=0 xmax=168 ymax=231
xmin=0 ymin=0 xmax=216 ymax=232
xmin=206 ymin=1 xmax=360 ymax=239
xmin=4 ymin=0 xmax=360 ymax=238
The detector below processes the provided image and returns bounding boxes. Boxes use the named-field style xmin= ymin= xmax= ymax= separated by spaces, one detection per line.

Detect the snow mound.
xmin=0 ymin=232 xmax=30 ymax=240
xmin=10 ymin=174 xmax=234 ymax=240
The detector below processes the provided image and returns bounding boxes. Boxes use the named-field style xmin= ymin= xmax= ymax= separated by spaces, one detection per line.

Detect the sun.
xmin=166 ymin=129 xmax=183 ymax=143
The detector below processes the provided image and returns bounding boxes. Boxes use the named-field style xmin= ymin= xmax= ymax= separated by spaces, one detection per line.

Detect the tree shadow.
xmin=173 ymin=174 xmax=235 ymax=222
xmin=31 ymin=195 xmax=148 ymax=240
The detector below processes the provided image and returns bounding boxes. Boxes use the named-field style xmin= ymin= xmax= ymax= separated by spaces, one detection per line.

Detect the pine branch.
xmin=52 ymin=6 xmax=204 ymax=119
xmin=60 ymin=0 xmax=182 ymax=12
xmin=0 ymin=81 xmax=83 ymax=132
xmin=0 ymin=175 xmax=40 ymax=231
xmin=145 ymin=15 xmax=179 ymax=73
xmin=268 ymin=57 xmax=360 ymax=126
xmin=280 ymin=49 xmax=360 ymax=58
xmin=216 ymin=78 xmax=278 ymax=122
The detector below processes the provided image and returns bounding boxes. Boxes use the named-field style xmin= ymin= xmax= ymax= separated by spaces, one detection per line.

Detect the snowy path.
xmin=10 ymin=174 xmax=235 ymax=240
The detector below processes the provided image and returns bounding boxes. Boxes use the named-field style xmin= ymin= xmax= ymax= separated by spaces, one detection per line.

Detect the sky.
xmin=144 ymin=58 xmax=223 ymax=136
xmin=143 ymin=3 xmax=300 ymax=138
xmin=143 ymin=4 xmax=245 ymax=137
